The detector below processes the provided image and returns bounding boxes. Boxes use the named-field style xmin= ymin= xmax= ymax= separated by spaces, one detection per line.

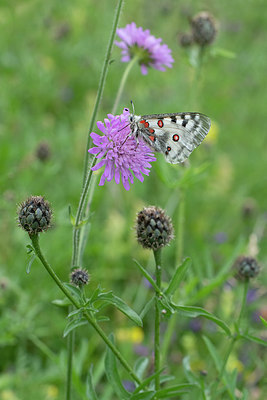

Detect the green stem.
xmin=66 ymin=324 xmax=75 ymax=400
xmin=30 ymin=234 xmax=141 ymax=385
xmin=237 ymin=278 xmax=249 ymax=328
xmin=112 ymin=56 xmax=139 ymax=115
xmin=153 ymin=249 xmax=162 ymax=391
xmin=161 ymin=191 xmax=185 ymax=365
xmin=71 ymin=159 xmax=96 ymax=268
xmin=83 ymin=0 xmax=124 ymax=185
xmin=213 ymin=279 xmax=249 ymax=398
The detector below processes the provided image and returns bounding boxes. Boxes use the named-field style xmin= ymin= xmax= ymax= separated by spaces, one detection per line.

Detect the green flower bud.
xmin=18 ymin=196 xmax=52 ymax=235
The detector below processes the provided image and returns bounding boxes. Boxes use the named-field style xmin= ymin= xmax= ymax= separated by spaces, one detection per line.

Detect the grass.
xmin=0 ymin=0 xmax=266 ymax=399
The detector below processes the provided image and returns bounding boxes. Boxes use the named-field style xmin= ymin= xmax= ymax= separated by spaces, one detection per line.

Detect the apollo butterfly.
xmin=126 ymin=105 xmax=211 ymax=164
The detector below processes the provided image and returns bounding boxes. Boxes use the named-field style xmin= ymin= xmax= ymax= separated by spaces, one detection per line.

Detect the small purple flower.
xmin=88 ymin=109 xmax=156 ymax=190
xmin=115 ymin=22 xmax=174 ymax=75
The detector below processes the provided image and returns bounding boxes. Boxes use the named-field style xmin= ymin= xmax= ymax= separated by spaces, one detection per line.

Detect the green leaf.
xmin=240 ymin=333 xmax=267 ymax=346
xmin=139 ymin=297 xmax=154 ymax=320
xmin=132 ymin=369 xmax=164 ymax=395
xmin=182 ymin=357 xmax=200 ymax=385
xmin=172 ymin=305 xmax=231 ymax=336
xmin=68 ymin=204 xmax=76 ymax=226
xmin=130 ymin=392 xmax=155 ymax=400
xmin=156 ymin=383 xmax=197 ymax=398
xmin=63 ymin=317 xmax=87 ymax=337
xmin=134 ymin=357 xmax=149 ymax=380
xmin=86 ymin=365 xmax=99 ymax=400
xmin=26 ymin=252 xmax=36 ymax=274
xmin=105 ymin=334 xmax=130 ymax=399
xmin=203 ymin=336 xmax=234 ymax=397
xmin=97 ymin=293 xmax=142 ymax=327
xmin=133 ymin=259 xmax=159 ymax=293
xmin=202 ymin=336 xmax=222 ymax=372
xmin=63 ymin=282 xmax=82 ymax=303
xmin=52 ymin=298 xmax=72 ymax=307
xmin=26 ymin=244 xmax=34 ymax=254
xmin=260 ymin=316 xmax=267 ymax=328
xmin=158 ymin=296 xmax=175 ymax=318
xmin=211 ymin=47 xmax=236 ymax=59
xmin=165 ymin=258 xmax=191 ymax=296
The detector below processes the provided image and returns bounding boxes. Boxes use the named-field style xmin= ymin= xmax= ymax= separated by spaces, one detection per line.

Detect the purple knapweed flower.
xmin=115 ymin=22 xmax=174 ymax=75
xmin=88 ymin=109 xmax=156 ymax=190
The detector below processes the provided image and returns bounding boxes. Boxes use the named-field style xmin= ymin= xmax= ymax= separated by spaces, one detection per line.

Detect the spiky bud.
xmin=70 ymin=268 xmax=90 ymax=287
xmin=36 ymin=141 xmax=51 ymax=162
xmin=18 ymin=196 xmax=52 ymax=235
xmin=234 ymin=256 xmax=260 ymax=280
xmin=179 ymin=32 xmax=194 ymax=47
xmin=136 ymin=206 xmax=174 ymax=251
xmin=191 ymin=12 xmax=217 ymax=46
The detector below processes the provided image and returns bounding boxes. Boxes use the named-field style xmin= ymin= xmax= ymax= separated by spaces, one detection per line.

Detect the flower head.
xmin=70 ymin=268 xmax=90 ymax=287
xmin=18 ymin=195 xmax=52 ymax=235
xmin=88 ymin=109 xmax=156 ymax=191
xmin=234 ymin=256 xmax=260 ymax=281
xmin=136 ymin=206 xmax=174 ymax=250
xmin=115 ymin=22 xmax=174 ymax=75
xmin=191 ymin=12 xmax=217 ymax=46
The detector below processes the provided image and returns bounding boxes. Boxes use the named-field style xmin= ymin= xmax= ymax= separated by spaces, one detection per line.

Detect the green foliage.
xmin=1 ymin=0 xmax=266 ymax=399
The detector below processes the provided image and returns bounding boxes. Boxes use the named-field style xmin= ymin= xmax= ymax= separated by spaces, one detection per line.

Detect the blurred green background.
xmin=0 ymin=0 xmax=266 ymax=399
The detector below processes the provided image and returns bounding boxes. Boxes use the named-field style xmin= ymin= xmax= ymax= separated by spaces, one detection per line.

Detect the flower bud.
xmin=36 ymin=141 xmax=51 ymax=162
xmin=179 ymin=32 xmax=194 ymax=47
xmin=136 ymin=206 xmax=174 ymax=251
xmin=234 ymin=256 xmax=260 ymax=280
xmin=18 ymin=196 xmax=52 ymax=234
xmin=70 ymin=268 xmax=90 ymax=287
xmin=191 ymin=12 xmax=217 ymax=46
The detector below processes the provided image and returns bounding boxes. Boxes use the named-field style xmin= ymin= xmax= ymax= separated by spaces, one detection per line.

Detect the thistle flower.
xmin=136 ymin=206 xmax=174 ymax=250
xmin=234 ymin=256 xmax=260 ymax=281
xmin=70 ymin=268 xmax=90 ymax=287
xmin=191 ymin=12 xmax=217 ymax=46
xmin=18 ymin=195 xmax=52 ymax=235
xmin=88 ymin=109 xmax=156 ymax=191
xmin=115 ymin=22 xmax=174 ymax=75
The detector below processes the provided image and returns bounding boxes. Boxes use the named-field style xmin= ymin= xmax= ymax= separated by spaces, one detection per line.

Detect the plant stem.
xmin=237 ymin=278 xmax=249 ymax=328
xmin=161 ymin=191 xmax=185 ymax=365
xmin=83 ymin=0 xmax=124 ymax=185
xmin=153 ymin=249 xmax=162 ymax=391
xmin=66 ymin=325 xmax=75 ymax=400
xmin=30 ymin=234 xmax=141 ymax=385
xmin=213 ymin=279 xmax=249 ymax=398
xmin=112 ymin=56 xmax=139 ymax=115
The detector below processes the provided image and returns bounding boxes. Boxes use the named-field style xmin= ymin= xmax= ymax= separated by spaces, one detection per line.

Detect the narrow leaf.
xmin=105 ymin=334 xmax=130 ymax=399
xmin=98 ymin=293 xmax=142 ymax=327
xmin=165 ymin=258 xmax=191 ymax=296
xmin=139 ymin=297 xmax=154 ymax=320
xmin=133 ymin=259 xmax=159 ymax=293
xmin=86 ymin=365 xmax=99 ymax=400
xmin=68 ymin=204 xmax=76 ymax=226
xmin=26 ymin=253 xmax=36 ymax=274
xmin=260 ymin=316 xmax=267 ymax=328
xmin=134 ymin=357 xmax=149 ymax=380
xmin=173 ymin=305 xmax=231 ymax=336
xmin=52 ymin=298 xmax=72 ymax=307
xmin=63 ymin=282 xmax=82 ymax=303
xmin=240 ymin=333 xmax=267 ymax=347
xmin=63 ymin=318 xmax=87 ymax=337
xmin=156 ymin=383 xmax=196 ymax=398
xmin=130 ymin=392 xmax=155 ymax=400
xmin=202 ymin=336 xmax=222 ymax=372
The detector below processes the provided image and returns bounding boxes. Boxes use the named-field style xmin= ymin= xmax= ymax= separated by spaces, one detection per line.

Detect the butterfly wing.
xmin=137 ymin=112 xmax=211 ymax=164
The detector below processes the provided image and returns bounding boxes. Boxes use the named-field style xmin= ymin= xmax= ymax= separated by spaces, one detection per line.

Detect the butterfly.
xmin=126 ymin=106 xmax=211 ymax=164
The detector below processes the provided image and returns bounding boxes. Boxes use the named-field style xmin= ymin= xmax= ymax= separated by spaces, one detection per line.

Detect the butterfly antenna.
xmin=130 ymin=100 xmax=135 ymax=115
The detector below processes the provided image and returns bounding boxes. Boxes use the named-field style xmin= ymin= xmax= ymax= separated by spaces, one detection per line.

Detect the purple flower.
xmin=88 ymin=109 xmax=156 ymax=190
xmin=115 ymin=22 xmax=174 ymax=75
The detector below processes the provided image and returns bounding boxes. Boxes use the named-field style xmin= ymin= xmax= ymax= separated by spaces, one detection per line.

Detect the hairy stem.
xmin=153 ymin=249 xmax=162 ymax=391
xmin=112 ymin=56 xmax=139 ymax=114
xmin=30 ymin=234 xmax=141 ymax=385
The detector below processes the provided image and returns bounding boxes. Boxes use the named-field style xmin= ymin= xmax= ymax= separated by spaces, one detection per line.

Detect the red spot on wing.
xmin=140 ymin=120 xmax=146 ymax=124
xmin=173 ymin=134 xmax=179 ymax=142
xmin=149 ymin=135 xmax=155 ymax=142
xmin=167 ymin=146 xmax=171 ymax=152
xmin=144 ymin=121 xmax=149 ymax=128
xmin=158 ymin=119 xmax=164 ymax=128
xmin=149 ymin=128 xmax=155 ymax=133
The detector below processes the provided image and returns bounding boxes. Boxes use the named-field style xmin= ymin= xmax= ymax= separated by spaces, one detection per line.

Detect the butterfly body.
xmin=129 ymin=111 xmax=211 ymax=164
